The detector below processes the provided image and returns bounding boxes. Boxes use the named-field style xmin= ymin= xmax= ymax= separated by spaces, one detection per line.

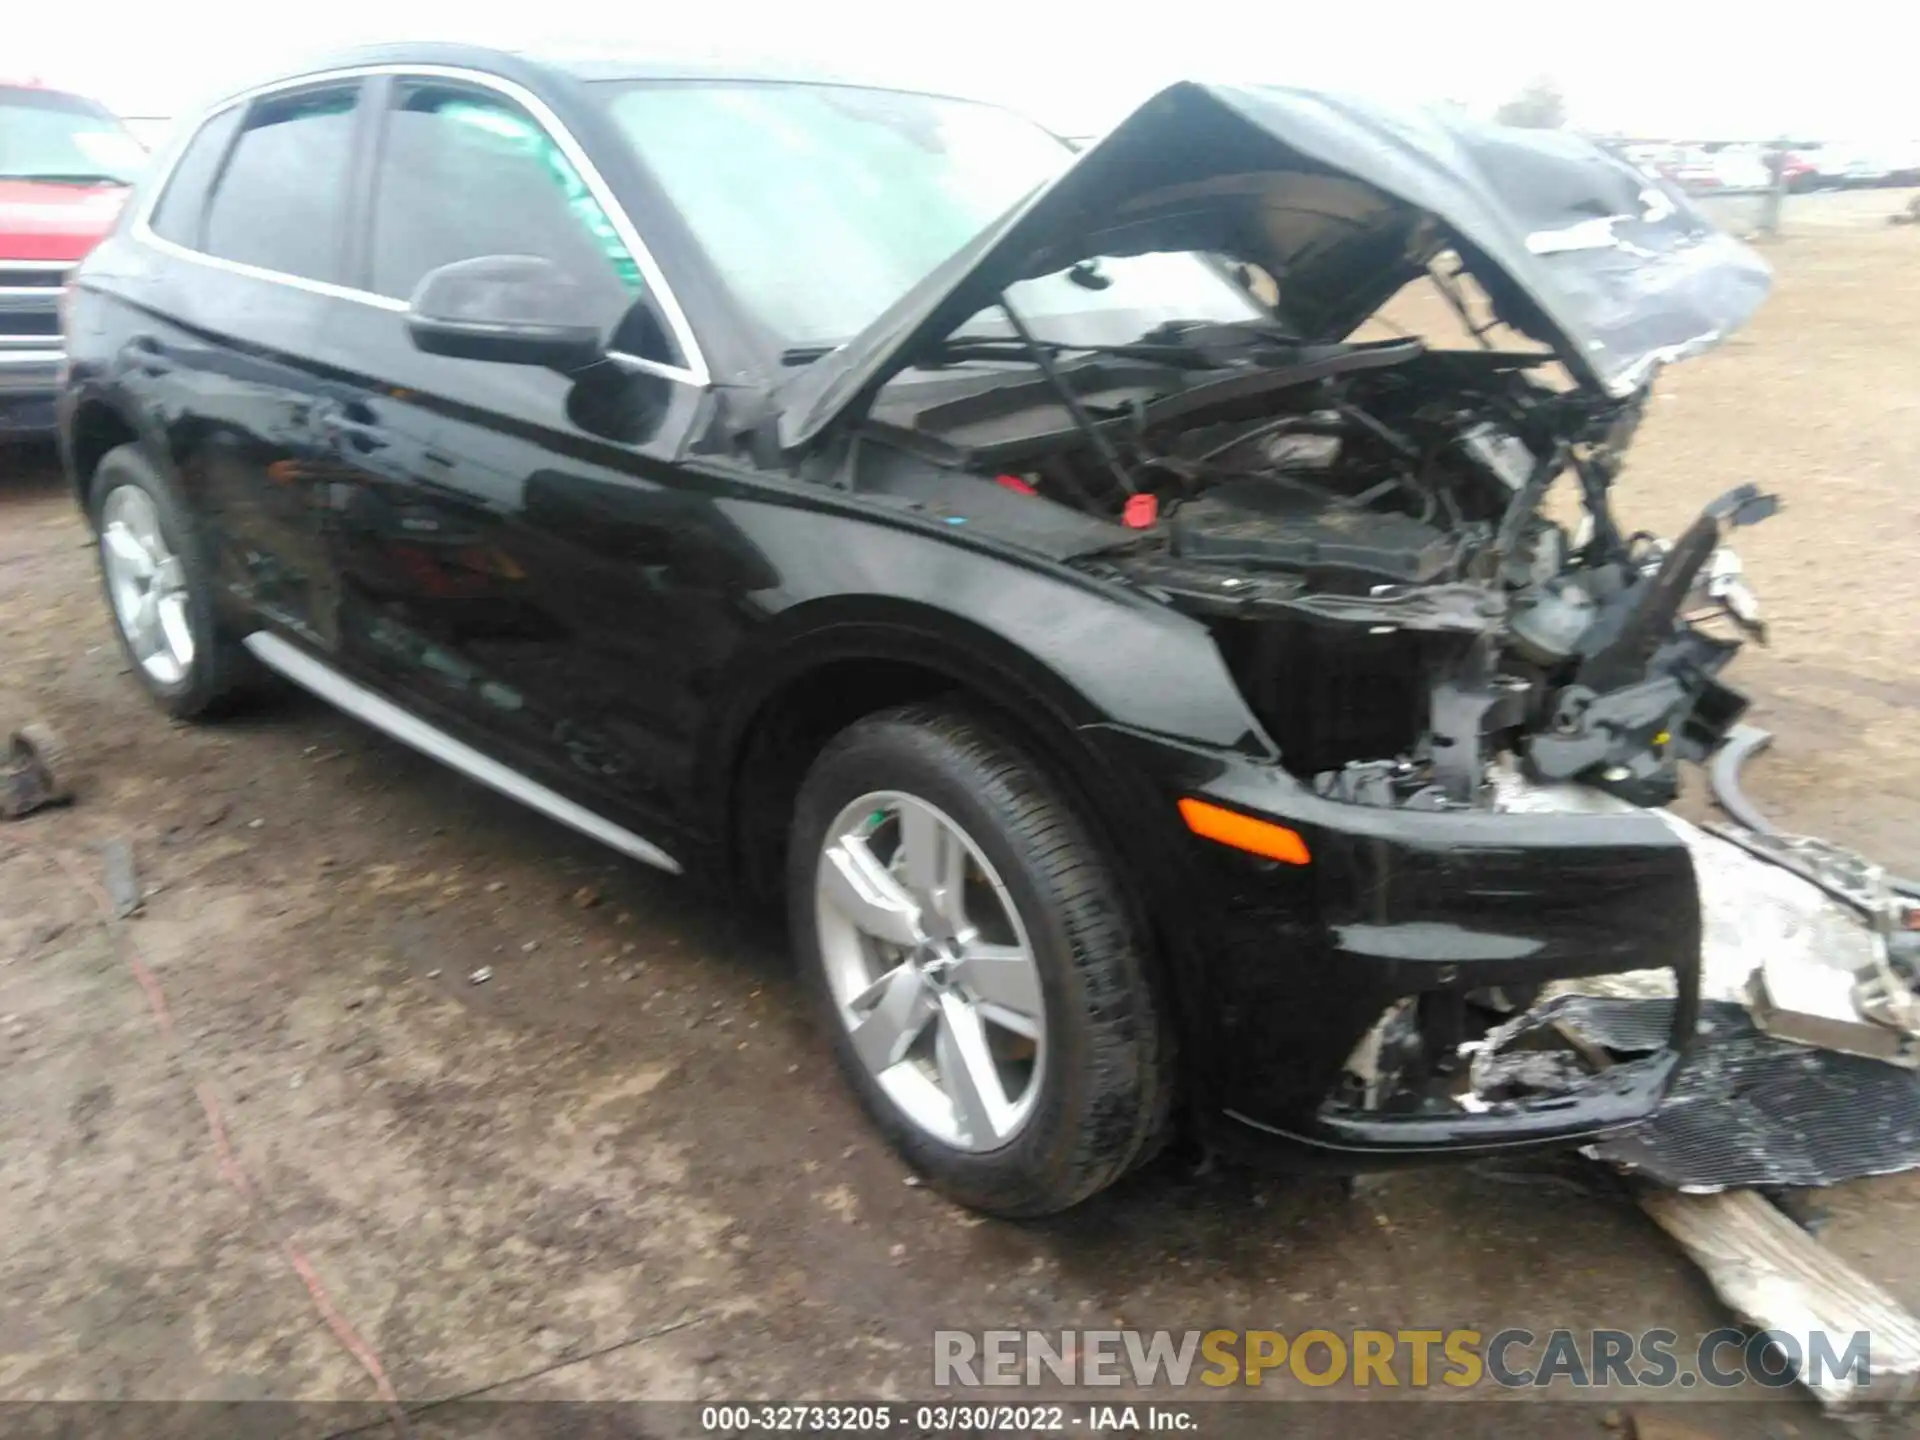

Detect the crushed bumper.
xmin=1091 ymin=729 xmax=1703 ymax=1166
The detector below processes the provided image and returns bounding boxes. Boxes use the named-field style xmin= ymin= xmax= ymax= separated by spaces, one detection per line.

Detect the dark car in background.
xmin=59 ymin=45 xmax=1775 ymax=1215
xmin=0 ymin=80 xmax=144 ymax=438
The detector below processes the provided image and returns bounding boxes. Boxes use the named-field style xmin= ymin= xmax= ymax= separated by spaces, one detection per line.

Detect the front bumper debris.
xmin=1576 ymin=997 xmax=1920 ymax=1191
xmin=1140 ymin=744 xmax=1704 ymax=1164
xmin=1478 ymin=749 xmax=1920 ymax=1191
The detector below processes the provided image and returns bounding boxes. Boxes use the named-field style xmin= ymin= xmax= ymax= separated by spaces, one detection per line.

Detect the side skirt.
xmin=243 ymin=631 xmax=683 ymax=876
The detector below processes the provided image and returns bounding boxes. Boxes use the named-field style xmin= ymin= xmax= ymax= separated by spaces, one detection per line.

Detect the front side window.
xmin=598 ymin=81 xmax=1263 ymax=351
xmin=0 ymin=86 xmax=146 ymax=186
xmin=202 ymin=85 xmax=360 ymax=283
xmin=367 ymin=82 xmax=672 ymax=360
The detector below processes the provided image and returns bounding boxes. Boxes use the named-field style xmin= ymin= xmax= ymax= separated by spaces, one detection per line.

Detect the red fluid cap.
xmin=994 ymin=473 xmax=1036 ymax=495
xmin=1122 ymin=493 xmax=1160 ymax=528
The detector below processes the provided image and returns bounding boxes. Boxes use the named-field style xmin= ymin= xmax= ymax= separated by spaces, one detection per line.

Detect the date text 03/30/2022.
xmin=700 ymin=1404 xmax=1196 ymax=1432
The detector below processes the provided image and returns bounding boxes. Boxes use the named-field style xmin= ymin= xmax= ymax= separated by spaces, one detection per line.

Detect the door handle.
xmin=124 ymin=336 xmax=173 ymax=376
xmin=318 ymin=407 xmax=388 ymax=453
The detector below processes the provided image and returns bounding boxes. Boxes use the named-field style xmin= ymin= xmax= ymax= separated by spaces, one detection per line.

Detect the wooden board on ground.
xmin=1642 ymin=1188 xmax=1920 ymax=1408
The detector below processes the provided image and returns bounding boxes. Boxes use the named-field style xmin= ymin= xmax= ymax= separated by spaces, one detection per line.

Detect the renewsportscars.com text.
xmin=933 ymin=1327 xmax=1873 ymax=1392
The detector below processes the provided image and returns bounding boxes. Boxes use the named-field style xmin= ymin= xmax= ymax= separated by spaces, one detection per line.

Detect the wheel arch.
xmin=61 ymin=394 xmax=142 ymax=507
xmin=714 ymin=594 xmax=1218 ymax=1150
xmin=706 ymin=597 xmax=1171 ymax=911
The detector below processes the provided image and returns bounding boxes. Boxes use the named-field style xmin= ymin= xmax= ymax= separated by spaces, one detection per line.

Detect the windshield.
xmin=0 ymin=88 xmax=146 ymax=185
xmin=598 ymin=80 xmax=1263 ymax=352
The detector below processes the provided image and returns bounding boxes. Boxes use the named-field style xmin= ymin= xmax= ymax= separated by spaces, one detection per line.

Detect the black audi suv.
xmin=59 ymin=45 xmax=1776 ymax=1214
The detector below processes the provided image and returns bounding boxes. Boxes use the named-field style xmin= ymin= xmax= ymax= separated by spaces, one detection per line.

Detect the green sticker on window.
xmin=443 ymin=101 xmax=644 ymax=294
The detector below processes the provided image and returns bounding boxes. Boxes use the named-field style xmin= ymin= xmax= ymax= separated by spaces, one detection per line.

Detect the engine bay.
xmin=849 ymin=323 xmax=1779 ymax=810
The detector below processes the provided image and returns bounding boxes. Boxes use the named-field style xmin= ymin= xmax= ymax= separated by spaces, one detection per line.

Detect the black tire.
xmin=789 ymin=702 xmax=1171 ymax=1217
xmin=87 ymin=444 xmax=254 ymax=720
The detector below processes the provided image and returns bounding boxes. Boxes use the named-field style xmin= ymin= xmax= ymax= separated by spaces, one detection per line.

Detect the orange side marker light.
xmin=1178 ymin=797 xmax=1311 ymax=865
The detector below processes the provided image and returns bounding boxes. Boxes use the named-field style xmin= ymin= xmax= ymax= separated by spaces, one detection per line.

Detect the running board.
xmin=243 ymin=632 xmax=682 ymax=875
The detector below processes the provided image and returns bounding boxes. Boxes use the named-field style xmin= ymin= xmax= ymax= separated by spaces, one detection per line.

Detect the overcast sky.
xmin=13 ymin=0 xmax=1914 ymax=140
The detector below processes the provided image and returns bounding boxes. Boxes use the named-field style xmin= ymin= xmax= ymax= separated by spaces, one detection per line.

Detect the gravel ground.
xmin=1 ymin=195 xmax=1916 ymax=1435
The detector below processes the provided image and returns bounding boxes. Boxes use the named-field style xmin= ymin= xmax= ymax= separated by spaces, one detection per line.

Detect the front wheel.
xmin=789 ymin=703 xmax=1170 ymax=1217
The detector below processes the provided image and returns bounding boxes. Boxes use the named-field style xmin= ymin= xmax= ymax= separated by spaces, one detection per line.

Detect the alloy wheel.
xmin=100 ymin=485 xmax=195 ymax=686
xmin=814 ymin=791 xmax=1047 ymax=1152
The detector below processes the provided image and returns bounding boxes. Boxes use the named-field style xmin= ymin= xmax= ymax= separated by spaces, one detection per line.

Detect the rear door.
xmin=132 ymin=79 xmax=373 ymax=649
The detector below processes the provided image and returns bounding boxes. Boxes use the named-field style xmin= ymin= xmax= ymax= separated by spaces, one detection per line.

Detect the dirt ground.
xmin=2 ymin=192 xmax=1918 ymax=1437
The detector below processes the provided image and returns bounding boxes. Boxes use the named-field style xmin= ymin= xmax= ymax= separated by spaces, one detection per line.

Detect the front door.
xmin=310 ymin=74 xmax=756 ymax=832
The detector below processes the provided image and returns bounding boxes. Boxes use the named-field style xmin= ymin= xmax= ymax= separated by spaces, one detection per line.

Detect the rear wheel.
xmin=789 ymin=703 xmax=1170 ymax=1216
xmin=89 ymin=445 xmax=253 ymax=719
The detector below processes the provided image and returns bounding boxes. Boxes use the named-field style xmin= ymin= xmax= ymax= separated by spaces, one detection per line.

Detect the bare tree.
xmin=1494 ymin=77 xmax=1567 ymax=130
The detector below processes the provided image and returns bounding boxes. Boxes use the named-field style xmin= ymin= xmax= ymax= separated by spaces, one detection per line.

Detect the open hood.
xmin=777 ymin=81 xmax=1772 ymax=450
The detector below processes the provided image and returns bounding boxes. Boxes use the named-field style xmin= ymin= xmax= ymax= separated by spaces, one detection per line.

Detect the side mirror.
xmin=405 ymin=255 xmax=606 ymax=370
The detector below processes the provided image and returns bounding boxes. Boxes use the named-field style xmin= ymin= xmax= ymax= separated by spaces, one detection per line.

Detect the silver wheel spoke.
xmin=130 ymin=590 xmax=161 ymax=654
xmin=956 ymin=942 xmax=1043 ymax=1039
xmin=102 ymin=486 xmax=195 ymax=686
xmin=935 ymin=993 xmax=1011 ymax=1145
xmin=897 ymin=797 xmax=969 ymax=928
xmin=821 ymin=834 xmax=923 ymax=947
xmin=848 ymin=963 xmax=935 ymax=1074
xmin=157 ymin=594 xmax=195 ymax=667
xmin=104 ymin=522 xmax=154 ymax=577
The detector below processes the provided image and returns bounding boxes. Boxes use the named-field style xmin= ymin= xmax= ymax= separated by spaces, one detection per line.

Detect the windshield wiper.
xmin=780 ymin=343 xmax=844 ymax=366
xmin=781 ymin=329 xmax=1273 ymax=371
xmin=921 ymin=335 xmax=1225 ymax=370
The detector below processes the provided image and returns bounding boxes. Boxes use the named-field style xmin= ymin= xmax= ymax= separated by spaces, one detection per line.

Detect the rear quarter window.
xmin=200 ymin=84 xmax=361 ymax=284
xmin=147 ymin=106 xmax=242 ymax=246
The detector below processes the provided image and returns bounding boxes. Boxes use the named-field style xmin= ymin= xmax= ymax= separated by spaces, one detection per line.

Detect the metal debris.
xmin=97 ymin=838 xmax=141 ymax=919
xmin=1708 ymin=722 xmax=1920 ymax=899
xmin=1705 ymin=723 xmax=1775 ymax=834
xmin=1499 ymin=763 xmax=1920 ymax=1064
xmin=2 ymin=723 xmax=75 ymax=820
xmin=1574 ymin=1000 xmax=1920 ymax=1191
xmin=1499 ymin=746 xmax=1920 ymax=1411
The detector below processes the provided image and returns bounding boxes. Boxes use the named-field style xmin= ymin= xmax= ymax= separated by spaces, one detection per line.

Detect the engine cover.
xmin=1169 ymin=479 xmax=1460 ymax=589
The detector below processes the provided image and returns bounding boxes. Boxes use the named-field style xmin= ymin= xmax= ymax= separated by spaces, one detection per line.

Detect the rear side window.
xmin=367 ymin=81 xmax=676 ymax=363
xmin=202 ymin=85 xmax=360 ymax=283
xmin=147 ymin=107 xmax=242 ymax=246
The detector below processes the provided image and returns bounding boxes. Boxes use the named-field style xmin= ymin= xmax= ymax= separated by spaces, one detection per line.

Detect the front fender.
xmin=703 ymin=496 xmax=1275 ymax=765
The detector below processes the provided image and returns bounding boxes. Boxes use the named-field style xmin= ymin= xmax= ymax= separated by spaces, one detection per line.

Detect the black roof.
xmin=215 ymin=41 xmax=984 ymax=109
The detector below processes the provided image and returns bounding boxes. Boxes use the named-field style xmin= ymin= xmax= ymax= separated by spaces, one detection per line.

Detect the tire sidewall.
xmin=789 ymin=711 xmax=1141 ymax=1214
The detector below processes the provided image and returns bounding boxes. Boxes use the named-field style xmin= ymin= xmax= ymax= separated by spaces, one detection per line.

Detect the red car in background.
xmin=1 ymin=80 xmax=145 ymax=439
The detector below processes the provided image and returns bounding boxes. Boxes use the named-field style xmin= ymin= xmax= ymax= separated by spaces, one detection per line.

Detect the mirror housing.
xmin=405 ymin=255 xmax=606 ymax=370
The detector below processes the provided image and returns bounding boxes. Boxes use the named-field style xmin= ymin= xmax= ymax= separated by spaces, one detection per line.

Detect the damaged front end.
xmin=781 ymin=79 xmax=1792 ymax=1159
xmin=784 ymin=79 xmax=1778 ymax=814
xmin=1096 ymin=350 xmax=1779 ymax=812
xmin=1142 ymin=395 xmax=1785 ymax=1152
